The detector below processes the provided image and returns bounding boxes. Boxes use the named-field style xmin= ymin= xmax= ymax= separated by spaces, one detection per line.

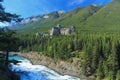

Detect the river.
xmin=9 ymin=55 xmax=80 ymax=80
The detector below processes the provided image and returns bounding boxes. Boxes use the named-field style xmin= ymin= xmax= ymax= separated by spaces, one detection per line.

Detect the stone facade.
xmin=49 ymin=24 xmax=75 ymax=36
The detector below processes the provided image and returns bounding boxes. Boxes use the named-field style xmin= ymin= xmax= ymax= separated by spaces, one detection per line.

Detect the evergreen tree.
xmin=0 ymin=28 xmax=19 ymax=66
xmin=0 ymin=0 xmax=20 ymax=66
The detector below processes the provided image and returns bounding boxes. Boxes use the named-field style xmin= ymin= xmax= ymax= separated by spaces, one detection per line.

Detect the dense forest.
xmin=18 ymin=31 xmax=120 ymax=80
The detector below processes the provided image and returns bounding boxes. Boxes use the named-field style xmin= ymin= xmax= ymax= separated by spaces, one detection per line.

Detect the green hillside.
xmin=15 ymin=0 xmax=120 ymax=34
xmin=17 ymin=12 xmax=61 ymax=34
xmin=85 ymin=0 xmax=120 ymax=32
xmin=16 ymin=5 xmax=101 ymax=34
xmin=58 ymin=5 xmax=101 ymax=30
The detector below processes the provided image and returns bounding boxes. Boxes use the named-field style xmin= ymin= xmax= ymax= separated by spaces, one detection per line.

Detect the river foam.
xmin=9 ymin=56 xmax=80 ymax=80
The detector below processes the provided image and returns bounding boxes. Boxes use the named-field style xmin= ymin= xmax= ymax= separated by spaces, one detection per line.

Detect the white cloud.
xmin=0 ymin=22 xmax=9 ymax=27
xmin=68 ymin=0 xmax=85 ymax=6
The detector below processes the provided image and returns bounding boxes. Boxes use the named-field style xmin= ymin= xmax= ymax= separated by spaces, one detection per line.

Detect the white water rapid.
xmin=9 ymin=55 xmax=80 ymax=80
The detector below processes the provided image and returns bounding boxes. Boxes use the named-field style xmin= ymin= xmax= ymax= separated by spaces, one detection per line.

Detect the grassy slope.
xmin=85 ymin=1 xmax=120 ymax=32
xmin=57 ymin=5 xmax=101 ymax=32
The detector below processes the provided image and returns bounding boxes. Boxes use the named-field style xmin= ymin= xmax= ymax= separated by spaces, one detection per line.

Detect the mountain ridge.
xmin=11 ymin=4 xmax=101 ymax=33
xmin=10 ymin=0 xmax=120 ymax=34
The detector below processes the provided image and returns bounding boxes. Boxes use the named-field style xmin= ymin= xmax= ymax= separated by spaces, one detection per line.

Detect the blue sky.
xmin=3 ymin=0 xmax=112 ymax=18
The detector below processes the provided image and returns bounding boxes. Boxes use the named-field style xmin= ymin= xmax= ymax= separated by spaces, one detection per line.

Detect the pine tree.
xmin=0 ymin=0 xmax=20 ymax=66
xmin=0 ymin=28 xmax=19 ymax=66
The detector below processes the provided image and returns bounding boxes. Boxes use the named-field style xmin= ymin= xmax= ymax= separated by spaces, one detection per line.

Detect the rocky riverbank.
xmin=16 ymin=52 xmax=89 ymax=80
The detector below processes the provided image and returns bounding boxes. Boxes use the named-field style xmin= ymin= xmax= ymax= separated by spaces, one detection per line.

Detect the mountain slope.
xmin=84 ymin=1 xmax=120 ymax=31
xmin=13 ymin=0 xmax=120 ymax=34
xmin=15 ymin=5 xmax=101 ymax=34
xmin=57 ymin=4 xmax=101 ymax=28
xmin=13 ymin=11 xmax=66 ymax=34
